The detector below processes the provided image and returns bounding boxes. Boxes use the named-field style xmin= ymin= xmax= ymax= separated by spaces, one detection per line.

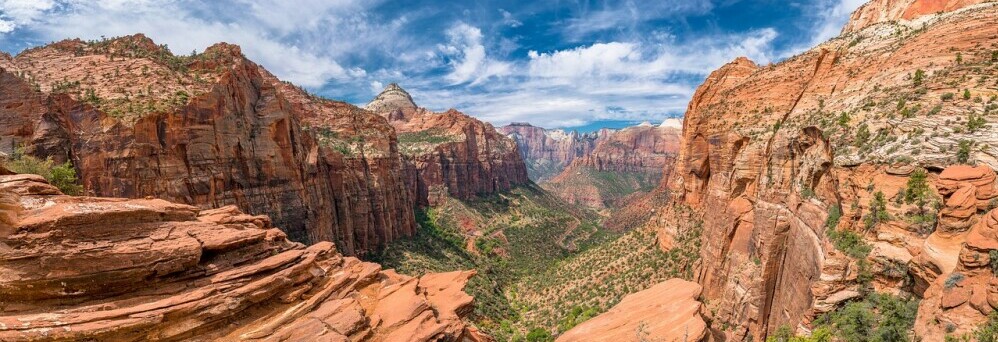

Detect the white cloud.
xmin=783 ymin=0 xmax=866 ymax=56
xmin=499 ymin=9 xmax=522 ymax=28
xmin=0 ymin=0 xmax=56 ymax=32
xmin=440 ymin=22 xmax=511 ymax=85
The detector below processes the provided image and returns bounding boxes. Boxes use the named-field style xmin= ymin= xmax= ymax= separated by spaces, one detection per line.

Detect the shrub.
xmin=977 ymin=312 xmax=998 ymax=342
xmin=944 ymin=273 xmax=965 ymax=289
xmin=3 ymin=151 xmax=83 ymax=195
xmin=968 ymin=113 xmax=987 ymax=132
xmin=854 ymin=123 xmax=870 ymax=147
xmin=837 ymin=112 xmax=851 ymax=128
xmin=904 ymin=169 xmax=931 ymax=204
xmin=813 ymin=294 xmax=918 ymax=342
xmin=964 ymin=89 xmax=972 ymax=100
xmin=525 ymin=327 xmax=552 ymax=342
xmin=990 ymin=250 xmax=998 ymax=276
xmin=863 ymin=191 xmax=890 ymax=230
xmin=941 ymin=93 xmax=955 ymax=101
xmin=957 ymin=140 xmax=972 ymax=164
xmin=913 ymin=69 xmax=925 ymax=86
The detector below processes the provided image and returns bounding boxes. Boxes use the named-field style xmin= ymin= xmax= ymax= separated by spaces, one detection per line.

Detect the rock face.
xmin=0 ymin=35 xmax=414 ymax=255
xmin=543 ymin=124 xmax=681 ymax=209
xmin=842 ymin=0 xmax=992 ymax=33
xmin=556 ymin=279 xmax=708 ymax=342
xmin=658 ymin=2 xmax=998 ymax=340
xmin=0 ymin=174 xmax=481 ymax=342
xmin=498 ymin=123 xmax=603 ymax=182
xmin=365 ymin=84 xmax=529 ymax=206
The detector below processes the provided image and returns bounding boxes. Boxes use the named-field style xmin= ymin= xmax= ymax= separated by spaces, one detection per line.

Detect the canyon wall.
xmin=544 ymin=123 xmax=681 ymax=209
xmin=658 ymin=2 xmax=998 ymax=340
xmin=0 ymin=35 xmax=414 ymax=255
xmin=366 ymin=84 xmax=529 ymax=206
xmin=0 ymin=173 xmax=481 ymax=342
xmin=498 ymin=123 xmax=603 ymax=182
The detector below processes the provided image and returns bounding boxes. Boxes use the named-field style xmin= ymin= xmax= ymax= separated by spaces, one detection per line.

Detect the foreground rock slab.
xmin=0 ymin=174 xmax=483 ymax=342
xmin=556 ymin=279 xmax=707 ymax=342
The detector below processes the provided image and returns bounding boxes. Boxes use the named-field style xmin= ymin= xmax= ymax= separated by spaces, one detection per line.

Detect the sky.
xmin=0 ymin=0 xmax=866 ymax=129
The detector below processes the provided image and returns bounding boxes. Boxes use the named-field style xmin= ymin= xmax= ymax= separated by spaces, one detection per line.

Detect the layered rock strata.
xmin=0 ymin=174 xmax=481 ymax=342
xmin=0 ymin=35 xmax=414 ymax=254
xmin=366 ymin=84 xmax=529 ymax=206
xmin=498 ymin=123 xmax=604 ymax=182
xmin=556 ymin=279 xmax=708 ymax=342
xmin=657 ymin=1 xmax=998 ymax=340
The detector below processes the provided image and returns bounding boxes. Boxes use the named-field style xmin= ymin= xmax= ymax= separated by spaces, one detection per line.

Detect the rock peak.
xmin=842 ymin=0 xmax=992 ymax=33
xmin=365 ymin=83 xmax=418 ymax=113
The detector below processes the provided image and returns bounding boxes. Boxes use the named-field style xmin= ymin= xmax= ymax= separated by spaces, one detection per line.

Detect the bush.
xmin=944 ymin=273 xmax=965 ymax=289
xmin=913 ymin=69 xmax=925 ymax=86
xmin=964 ymin=89 xmax=972 ymax=100
xmin=524 ymin=328 xmax=552 ymax=342
xmin=967 ymin=113 xmax=987 ymax=132
xmin=991 ymin=250 xmax=998 ymax=276
xmin=904 ymin=169 xmax=931 ymax=204
xmin=957 ymin=140 xmax=972 ymax=164
xmin=977 ymin=312 xmax=998 ymax=342
xmin=813 ymin=294 xmax=918 ymax=342
xmin=863 ymin=191 xmax=890 ymax=230
xmin=3 ymin=151 xmax=83 ymax=195
xmin=941 ymin=93 xmax=955 ymax=101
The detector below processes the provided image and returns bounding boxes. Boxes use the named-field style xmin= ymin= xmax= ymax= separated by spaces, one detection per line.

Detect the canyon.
xmin=2 ymin=0 xmax=998 ymax=340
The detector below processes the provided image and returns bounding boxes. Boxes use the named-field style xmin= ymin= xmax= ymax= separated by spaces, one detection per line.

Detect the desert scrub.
xmin=2 ymin=150 xmax=83 ymax=195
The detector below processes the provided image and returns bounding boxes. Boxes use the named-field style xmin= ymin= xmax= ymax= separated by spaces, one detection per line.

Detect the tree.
xmin=957 ymin=140 xmax=972 ymax=164
xmin=964 ymin=89 xmax=972 ymax=100
xmin=913 ymin=69 xmax=925 ymax=86
xmin=864 ymin=191 xmax=890 ymax=230
xmin=905 ymin=169 xmax=930 ymax=204
xmin=837 ymin=112 xmax=851 ymax=128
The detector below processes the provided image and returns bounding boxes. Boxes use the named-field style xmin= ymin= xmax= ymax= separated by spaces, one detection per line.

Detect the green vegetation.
xmin=398 ymin=129 xmax=458 ymax=145
xmin=957 ymin=140 xmax=972 ymax=164
xmin=812 ymin=294 xmax=919 ymax=342
xmin=976 ymin=312 xmax=998 ymax=342
xmin=825 ymin=204 xmax=872 ymax=259
xmin=371 ymin=185 xmax=635 ymax=339
xmin=991 ymin=250 xmax=998 ymax=276
xmin=941 ymin=92 xmax=955 ymax=101
xmin=863 ymin=191 xmax=890 ymax=231
xmin=964 ymin=89 xmax=972 ymax=100
xmin=2 ymin=149 xmax=83 ymax=195
xmin=301 ymin=125 xmax=354 ymax=156
xmin=913 ymin=69 xmax=925 ymax=86
xmin=967 ymin=113 xmax=987 ymax=132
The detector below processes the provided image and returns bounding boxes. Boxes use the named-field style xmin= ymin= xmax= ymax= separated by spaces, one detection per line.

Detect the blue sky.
xmin=0 ymin=0 xmax=864 ymax=129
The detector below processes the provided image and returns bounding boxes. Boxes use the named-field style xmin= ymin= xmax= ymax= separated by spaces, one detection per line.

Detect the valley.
xmin=2 ymin=0 xmax=998 ymax=341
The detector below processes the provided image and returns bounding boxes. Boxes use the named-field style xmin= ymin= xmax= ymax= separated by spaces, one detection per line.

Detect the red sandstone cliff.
xmin=498 ymin=123 xmax=603 ymax=182
xmin=843 ymin=0 xmax=992 ymax=33
xmin=543 ymin=123 xmax=681 ymax=209
xmin=0 ymin=173 xmax=482 ymax=341
xmin=365 ymin=84 xmax=529 ymax=206
xmin=655 ymin=1 xmax=998 ymax=340
xmin=0 ymin=35 xmax=414 ymax=255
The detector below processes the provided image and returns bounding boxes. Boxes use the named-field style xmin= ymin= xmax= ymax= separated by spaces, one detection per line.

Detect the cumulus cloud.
xmin=440 ymin=22 xmax=512 ymax=85
xmin=0 ymin=0 xmax=55 ymax=33
xmin=0 ymin=0 xmax=859 ymax=129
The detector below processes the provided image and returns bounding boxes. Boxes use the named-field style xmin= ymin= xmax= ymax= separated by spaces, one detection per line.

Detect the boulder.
xmin=556 ymin=279 xmax=707 ymax=342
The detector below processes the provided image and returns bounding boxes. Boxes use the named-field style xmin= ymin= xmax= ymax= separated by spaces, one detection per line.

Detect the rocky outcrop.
xmin=658 ymin=2 xmax=998 ymax=340
xmin=0 ymin=35 xmax=415 ymax=255
xmin=366 ymin=84 xmax=529 ymax=206
xmin=842 ymin=0 xmax=992 ymax=33
xmin=543 ymin=124 xmax=681 ymax=209
xmin=0 ymin=174 xmax=481 ymax=342
xmin=498 ymin=123 xmax=603 ymax=182
xmin=556 ymin=279 xmax=708 ymax=342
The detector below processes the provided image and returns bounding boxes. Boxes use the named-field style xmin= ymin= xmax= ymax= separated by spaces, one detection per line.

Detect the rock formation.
xmin=0 ymin=173 xmax=482 ymax=342
xmin=656 ymin=1 xmax=998 ymax=340
xmin=0 ymin=35 xmax=414 ymax=255
xmin=544 ymin=124 xmax=681 ymax=209
xmin=556 ymin=279 xmax=708 ymax=342
xmin=365 ymin=84 xmax=529 ymax=206
xmin=498 ymin=123 xmax=604 ymax=182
